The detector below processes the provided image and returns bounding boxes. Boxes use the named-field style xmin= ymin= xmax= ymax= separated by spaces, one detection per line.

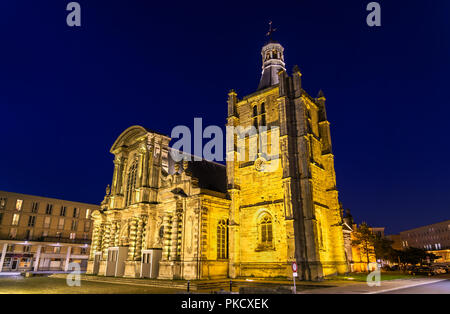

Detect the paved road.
xmin=381 ymin=279 xmax=450 ymax=294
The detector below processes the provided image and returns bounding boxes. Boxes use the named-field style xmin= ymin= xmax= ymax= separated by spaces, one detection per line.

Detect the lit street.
xmin=380 ymin=279 xmax=450 ymax=294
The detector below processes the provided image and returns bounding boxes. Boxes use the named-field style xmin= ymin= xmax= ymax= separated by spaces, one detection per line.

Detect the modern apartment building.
xmin=0 ymin=191 xmax=99 ymax=272
xmin=399 ymin=220 xmax=450 ymax=251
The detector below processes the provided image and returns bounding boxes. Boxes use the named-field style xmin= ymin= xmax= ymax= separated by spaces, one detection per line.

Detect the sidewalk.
xmin=48 ymin=273 xmax=448 ymax=294
xmin=298 ymin=277 xmax=447 ymax=294
xmin=0 ymin=270 xmax=83 ymax=276
xmin=49 ymin=274 xmax=331 ymax=292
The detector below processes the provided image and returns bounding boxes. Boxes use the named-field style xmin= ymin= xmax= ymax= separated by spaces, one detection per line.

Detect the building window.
xmin=25 ymin=229 xmax=33 ymax=240
xmin=28 ymin=215 xmax=36 ymax=227
xmin=56 ymin=231 xmax=62 ymax=238
xmin=72 ymin=208 xmax=79 ymax=218
xmin=125 ymin=160 xmax=138 ymax=207
xmin=12 ymin=213 xmax=20 ymax=226
xmin=9 ymin=228 xmax=17 ymax=239
xmin=42 ymin=230 xmax=48 ymax=237
xmin=260 ymin=103 xmax=266 ymax=126
xmin=45 ymin=204 xmax=53 ymax=215
xmin=15 ymin=199 xmax=23 ymax=211
xmin=60 ymin=206 xmax=66 ymax=217
xmin=84 ymin=221 xmax=90 ymax=232
xmin=85 ymin=209 xmax=91 ymax=219
xmin=31 ymin=202 xmax=39 ymax=213
xmin=0 ymin=213 xmax=3 ymax=224
xmin=69 ymin=232 xmax=76 ymax=240
xmin=317 ymin=219 xmax=324 ymax=248
xmin=58 ymin=218 xmax=65 ymax=230
xmin=23 ymin=245 xmax=31 ymax=253
xmin=259 ymin=214 xmax=273 ymax=244
xmin=217 ymin=219 xmax=228 ymax=259
xmin=43 ymin=216 xmax=51 ymax=229
xmin=0 ymin=197 xmax=7 ymax=209
xmin=81 ymin=247 xmax=87 ymax=255
xmin=54 ymin=246 xmax=61 ymax=254
xmin=71 ymin=220 xmax=78 ymax=231
xmin=252 ymin=105 xmax=258 ymax=129
xmin=7 ymin=244 xmax=15 ymax=252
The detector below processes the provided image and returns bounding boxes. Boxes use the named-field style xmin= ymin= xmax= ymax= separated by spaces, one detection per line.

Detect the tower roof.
xmin=257 ymin=41 xmax=286 ymax=90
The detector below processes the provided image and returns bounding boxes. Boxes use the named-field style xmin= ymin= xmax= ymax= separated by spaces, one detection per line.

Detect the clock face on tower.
xmin=254 ymin=157 xmax=265 ymax=172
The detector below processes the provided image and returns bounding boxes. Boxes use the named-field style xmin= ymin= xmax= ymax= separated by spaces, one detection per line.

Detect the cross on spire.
xmin=266 ymin=21 xmax=277 ymax=39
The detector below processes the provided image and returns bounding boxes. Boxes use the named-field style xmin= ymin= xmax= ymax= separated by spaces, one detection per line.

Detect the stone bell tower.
xmin=227 ymin=24 xmax=348 ymax=281
xmin=257 ymin=23 xmax=286 ymax=90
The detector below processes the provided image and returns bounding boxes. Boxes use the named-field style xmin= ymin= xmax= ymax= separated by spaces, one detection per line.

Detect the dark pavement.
xmin=381 ymin=279 xmax=450 ymax=294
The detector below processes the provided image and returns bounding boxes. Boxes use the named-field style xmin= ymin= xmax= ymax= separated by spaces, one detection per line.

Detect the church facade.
xmin=86 ymin=38 xmax=347 ymax=281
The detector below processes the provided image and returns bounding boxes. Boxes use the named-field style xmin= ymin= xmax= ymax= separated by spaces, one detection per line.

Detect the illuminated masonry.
xmin=87 ymin=39 xmax=348 ymax=280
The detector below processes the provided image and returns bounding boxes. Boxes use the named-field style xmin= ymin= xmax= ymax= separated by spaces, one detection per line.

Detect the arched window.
xmin=260 ymin=103 xmax=266 ymax=126
xmin=253 ymin=105 xmax=258 ymax=117
xmin=217 ymin=219 xmax=228 ymax=259
xmin=318 ymin=220 xmax=324 ymax=248
xmin=125 ymin=160 xmax=137 ymax=207
xmin=252 ymin=105 xmax=259 ymax=129
xmin=259 ymin=215 xmax=273 ymax=244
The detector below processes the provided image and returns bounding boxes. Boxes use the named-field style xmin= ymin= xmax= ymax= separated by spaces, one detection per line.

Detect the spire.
xmin=257 ymin=22 xmax=286 ymax=90
xmin=317 ymin=89 xmax=325 ymax=99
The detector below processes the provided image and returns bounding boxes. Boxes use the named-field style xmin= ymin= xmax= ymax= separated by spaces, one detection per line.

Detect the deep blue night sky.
xmin=0 ymin=1 xmax=449 ymax=234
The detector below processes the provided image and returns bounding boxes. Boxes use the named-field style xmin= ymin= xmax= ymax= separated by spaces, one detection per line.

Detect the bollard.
xmin=187 ymin=280 xmax=190 ymax=293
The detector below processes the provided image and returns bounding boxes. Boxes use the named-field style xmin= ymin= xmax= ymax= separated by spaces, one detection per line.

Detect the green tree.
xmin=399 ymin=247 xmax=439 ymax=266
xmin=374 ymin=237 xmax=395 ymax=262
xmin=351 ymin=222 xmax=377 ymax=272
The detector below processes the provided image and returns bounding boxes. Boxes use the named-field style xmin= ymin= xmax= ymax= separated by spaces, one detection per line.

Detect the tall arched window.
xmin=217 ymin=219 xmax=228 ymax=259
xmin=259 ymin=214 xmax=273 ymax=244
xmin=125 ymin=160 xmax=137 ymax=207
xmin=260 ymin=103 xmax=266 ymax=126
xmin=252 ymin=105 xmax=258 ymax=129
xmin=317 ymin=220 xmax=324 ymax=248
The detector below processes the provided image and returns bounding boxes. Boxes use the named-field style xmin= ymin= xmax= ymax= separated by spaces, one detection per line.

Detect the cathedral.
xmin=86 ymin=35 xmax=348 ymax=281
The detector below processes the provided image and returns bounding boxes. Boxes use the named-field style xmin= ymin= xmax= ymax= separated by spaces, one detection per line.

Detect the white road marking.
xmin=366 ymin=279 xmax=447 ymax=294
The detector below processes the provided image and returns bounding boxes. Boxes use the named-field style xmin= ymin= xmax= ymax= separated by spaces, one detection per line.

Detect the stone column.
xmin=169 ymin=213 xmax=179 ymax=261
xmin=112 ymin=159 xmax=120 ymax=195
xmin=110 ymin=221 xmax=117 ymax=248
xmin=137 ymin=151 xmax=144 ymax=189
xmin=162 ymin=214 xmax=172 ymax=261
xmin=34 ymin=245 xmax=42 ymax=272
xmin=0 ymin=243 xmax=8 ymax=272
xmin=114 ymin=221 xmax=121 ymax=247
xmin=128 ymin=218 xmax=137 ymax=260
xmin=102 ymin=223 xmax=111 ymax=259
xmin=117 ymin=159 xmax=125 ymax=195
xmin=90 ymin=223 xmax=103 ymax=260
xmin=142 ymin=149 xmax=149 ymax=188
xmin=135 ymin=217 xmax=144 ymax=261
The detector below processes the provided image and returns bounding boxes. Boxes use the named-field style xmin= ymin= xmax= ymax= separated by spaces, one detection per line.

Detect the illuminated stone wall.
xmin=87 ymin=126 xmax=231 ymax=279
xmin=227 ymin=67 xmax=347 ymax=280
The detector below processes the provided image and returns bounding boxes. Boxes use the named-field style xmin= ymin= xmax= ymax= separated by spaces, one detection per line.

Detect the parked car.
xmin=408 ymin=266 xmax=434 ymax=276
xmin=431 ymin=265 xmax=448 ymax=274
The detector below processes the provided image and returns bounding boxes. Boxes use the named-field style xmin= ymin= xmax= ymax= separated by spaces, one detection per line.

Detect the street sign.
xmin=292 ymin=262 xmax=298 ymax=294
xmin=292 ymin=262 xmax=297 ymax=272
